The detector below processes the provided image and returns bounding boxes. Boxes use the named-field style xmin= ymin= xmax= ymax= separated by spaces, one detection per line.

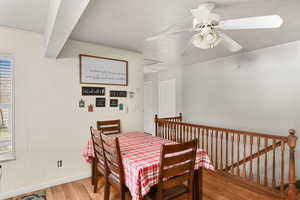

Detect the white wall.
xmin=144 ymin=66 xmax=183 ymax=117
xmin=0 ymin=27 xmax=144 ymax=199
xmin=182 ymin=41 xmax=300 ymax=178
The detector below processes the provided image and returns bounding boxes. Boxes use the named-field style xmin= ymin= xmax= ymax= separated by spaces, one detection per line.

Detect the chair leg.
xmin=120 ymin=186 xmax=126 ymax=200
xmin=104 ymin=182 xmax=110 ymax=200
xmin=93 ymin=176 xmax=98 ymax=193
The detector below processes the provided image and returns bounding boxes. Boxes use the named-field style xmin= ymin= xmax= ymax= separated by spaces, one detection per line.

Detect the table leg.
xmin=193 ymin=167 xmax=203 ymax=200
xmin=199 ymin=167 xmax=203 ymax=200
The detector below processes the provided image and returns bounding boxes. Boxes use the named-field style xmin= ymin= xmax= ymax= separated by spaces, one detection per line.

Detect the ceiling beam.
xmin=44 ymin=0 xmax=90 ymax=58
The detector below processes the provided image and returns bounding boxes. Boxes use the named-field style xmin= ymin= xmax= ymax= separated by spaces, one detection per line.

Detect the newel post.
xmin=155 ymin=114 xmax=158 ymax=137
xmin=287 ymin=129 xmax=297 ymax=200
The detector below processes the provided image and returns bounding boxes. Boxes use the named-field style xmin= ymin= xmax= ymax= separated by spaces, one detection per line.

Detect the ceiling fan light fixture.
xmin=192 ymin=31 xmax=221 ymax=49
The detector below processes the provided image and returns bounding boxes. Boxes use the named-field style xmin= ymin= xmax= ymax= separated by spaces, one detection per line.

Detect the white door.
xmin=158 ymin=79 xmax=176 ymax=118
xmin=144 ymin=81 xmax=154 ymax=134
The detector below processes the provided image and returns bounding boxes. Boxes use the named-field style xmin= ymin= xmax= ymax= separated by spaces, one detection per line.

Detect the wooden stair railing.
xmin=154 ymin=114 xmax=297 ymax=200
xmin=224 ymin=140 xmax=282 ymax=172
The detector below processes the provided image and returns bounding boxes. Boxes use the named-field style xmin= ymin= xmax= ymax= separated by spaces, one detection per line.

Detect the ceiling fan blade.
xmin=219 ymin=15 xmax=283 ymax=30
xmin=181 ymin=38 xmax=194 ymax=56
xmin=219 ymin=32 xmax=242 ymax=52
xmin=145 ymin=28 xmax=193 ymax=41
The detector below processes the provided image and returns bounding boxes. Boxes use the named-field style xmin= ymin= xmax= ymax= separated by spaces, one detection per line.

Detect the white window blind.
xmin=0 ymin=54 xmax=15 ymax=161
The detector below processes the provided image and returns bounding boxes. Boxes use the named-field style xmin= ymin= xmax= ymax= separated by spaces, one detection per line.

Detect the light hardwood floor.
xmin=8 ymin=177 xmax=131 ymax=200
xmin=7 ymin=170 xmax=299 ymax=200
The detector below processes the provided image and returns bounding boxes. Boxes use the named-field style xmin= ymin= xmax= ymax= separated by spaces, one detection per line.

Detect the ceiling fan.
xmin=145 ymin=3 xmax=284 ymax=53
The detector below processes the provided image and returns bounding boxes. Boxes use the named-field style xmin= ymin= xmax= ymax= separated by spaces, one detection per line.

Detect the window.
xmin=0 ymin=54 xmax=15 ymax=161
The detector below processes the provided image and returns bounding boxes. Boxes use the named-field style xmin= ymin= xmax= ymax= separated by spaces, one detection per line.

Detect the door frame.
xmin=144 ymin=81 xmax=154 ymax=134
xmin=158 ymin=79 xmax=176 ymax=118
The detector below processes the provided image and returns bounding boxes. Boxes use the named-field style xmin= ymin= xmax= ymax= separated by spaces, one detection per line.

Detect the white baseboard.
xmin=0 ymin=171 xmax=91 ymax=200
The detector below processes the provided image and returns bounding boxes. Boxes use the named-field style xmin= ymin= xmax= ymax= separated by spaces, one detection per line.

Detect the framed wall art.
xmin=110 ymin=90 xmax=127 ymax=98
xmin=79 ymin=54 xmax=128 ymax=86
xmin=96 ymin=98 xmax=106 ymax=107
xmin=110 ymin=99 xmax=118 ymax=107
xmin=81 ymin=87 xmax=105 ymax=96
xmin=79 ymin=99 xmax=85 ymax=108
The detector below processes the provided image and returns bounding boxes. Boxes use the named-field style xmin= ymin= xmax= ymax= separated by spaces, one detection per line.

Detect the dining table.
xmin=83 ymin=131 xmax=214 ymax=200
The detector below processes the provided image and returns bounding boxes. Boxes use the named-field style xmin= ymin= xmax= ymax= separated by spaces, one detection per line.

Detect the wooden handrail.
xmin=155 ymin=113 xmax=182 ymax=122
xmin=156 ymin=119 xmax=288 ymax=141
xmin=224 ymin=141 xmax=283 ymax=171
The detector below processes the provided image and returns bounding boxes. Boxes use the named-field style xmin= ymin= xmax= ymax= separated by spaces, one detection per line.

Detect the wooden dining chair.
xmin=97 ymin=120 xmax=121 ymax=135
xmin=148 ymin=139 xmax=198 ymax=200
xmin=92 ymin=120 xmax=121 ymax=189
xmin=100 ymin=132 xmax=128 ymax=200
xmin=90 ymin=126 xmax=106 ymax=193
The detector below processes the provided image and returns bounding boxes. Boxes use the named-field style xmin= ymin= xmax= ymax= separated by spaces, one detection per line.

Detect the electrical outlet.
xmin=57 ymin=160 xmax=62 ymax=168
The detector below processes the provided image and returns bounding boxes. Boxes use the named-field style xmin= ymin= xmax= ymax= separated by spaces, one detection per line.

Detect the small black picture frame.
xmin=110 ymin=99 xmax=118 ymax=107
xmin=110 ymin=90 xmax=127 ymax=98
xmin=82 ymin=87 xmax=105 ymax=96
xmin=96 ymin=98 xmax=106 ymax=107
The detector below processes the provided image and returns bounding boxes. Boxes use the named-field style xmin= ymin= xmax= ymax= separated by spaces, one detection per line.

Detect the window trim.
xmin=0 ymin=53 xmax=15 ymax=162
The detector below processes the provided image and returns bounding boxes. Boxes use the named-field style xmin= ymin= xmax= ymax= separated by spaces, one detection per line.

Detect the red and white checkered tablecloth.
xmin=83 ymin=132 xmax=214 ymax=200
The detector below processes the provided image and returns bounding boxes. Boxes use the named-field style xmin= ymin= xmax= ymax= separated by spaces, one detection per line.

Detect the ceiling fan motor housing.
xmin=192 ymin=31 xmax=221 ymax=49
xmin=192 ymin=11 xmax=221 ymax=49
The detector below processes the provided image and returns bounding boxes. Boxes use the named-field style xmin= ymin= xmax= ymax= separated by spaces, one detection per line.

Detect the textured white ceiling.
xmin=1 ymin=0 xmax=300 ymax=65
xmin=70 ymin=0 xmax=300 ymax=65
xmin=0 ymin=0 xmax=49 ymax=33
